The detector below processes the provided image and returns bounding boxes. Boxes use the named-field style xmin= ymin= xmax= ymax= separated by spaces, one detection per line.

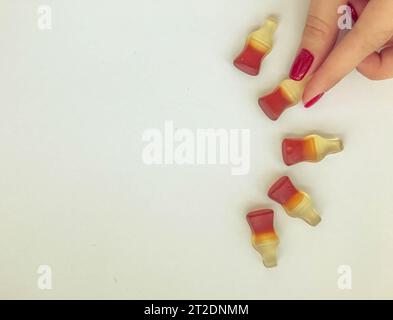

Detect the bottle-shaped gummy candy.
xmin=268 ymin=176 xmax=321 ymax=226
xmin=258 ymin=77 xmax=309 ymax=121
xmin=246 ymin=209 xmax=279 ymax=268
xmin=282 ymin=134 xmax=344 ymax=166
xmin=234 ymin=16 xmax=278 ymax=76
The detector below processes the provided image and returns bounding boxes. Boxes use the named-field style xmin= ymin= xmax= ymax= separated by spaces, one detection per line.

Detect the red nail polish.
xmin=289 ymin=49 xmax=314 ymax=81
xmin=304 ymin=93 xmax=324 ymax=108
xmin=347 ymin=2 xmax=358 ymax=23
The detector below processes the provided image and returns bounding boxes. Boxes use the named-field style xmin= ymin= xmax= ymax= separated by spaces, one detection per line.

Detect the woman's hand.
xmin=290 ymin=0 xmax=393 ymax=108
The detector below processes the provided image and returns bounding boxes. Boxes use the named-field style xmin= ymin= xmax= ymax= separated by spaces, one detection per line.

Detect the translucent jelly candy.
xmin=268 ymin=176 xmax=321 ymax=226
xmin=258 ymin=77 xmax=308 ymax=121
xmin=246 ymin=209 xmax=279 ymax=268
xmin=282 ymin=134 xmax=344 ymax=166
xmin=234 ymin=16 xmax=278 ymax=76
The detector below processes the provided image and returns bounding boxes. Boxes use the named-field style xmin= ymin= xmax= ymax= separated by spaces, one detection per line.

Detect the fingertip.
xmin=304 ymin=93 xmax=325 ymax=108
xmin=302 ymin=77 xmax=324 ymax=106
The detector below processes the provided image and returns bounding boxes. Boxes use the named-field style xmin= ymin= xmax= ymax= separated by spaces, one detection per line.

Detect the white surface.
xmin=0 ymin=0 xmax=393 ymax=299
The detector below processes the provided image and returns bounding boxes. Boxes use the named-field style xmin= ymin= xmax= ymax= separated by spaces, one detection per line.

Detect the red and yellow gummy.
xmin=268 ymin=176 xmax=321 ymax=226
xmin=258 ymin=77 xmax=309 ymax=121
xmin=234 ymin=16 xmax=278 ymax=76
xmin=282 ymin=134 xmax=344 ymax=166
xmin=246 ymin=209 xmax=279 ymax=268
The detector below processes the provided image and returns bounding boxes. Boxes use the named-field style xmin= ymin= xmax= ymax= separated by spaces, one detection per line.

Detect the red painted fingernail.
xmin=289 ymin=49 xmax=314 ymax=81
xmin=304 ymin=93 xmax=324 ymax=108
xmin=347 ymin=2 xmax=358 ymax=23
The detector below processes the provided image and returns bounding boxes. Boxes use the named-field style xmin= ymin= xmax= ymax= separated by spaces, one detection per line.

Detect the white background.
xmin=0 ymin=0 xmax=393 ymax=299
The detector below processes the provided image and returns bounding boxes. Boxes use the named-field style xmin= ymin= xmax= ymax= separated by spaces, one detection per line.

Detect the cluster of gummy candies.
xmin=234 ymin=16 xmax=344 ymax=268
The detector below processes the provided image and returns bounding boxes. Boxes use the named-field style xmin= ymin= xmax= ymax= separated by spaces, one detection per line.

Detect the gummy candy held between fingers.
xmin=268 ymin=176 xmax=321 ymax=226
xmin=234 ymin=16 xmax=278 ymax=76
xmin=246 ymin=209 xmax=279 ymax=268
xmin=258 ymin=77 xmax=309 ymax=121
xmin=282 ymin=134 xmax=344 ymax=166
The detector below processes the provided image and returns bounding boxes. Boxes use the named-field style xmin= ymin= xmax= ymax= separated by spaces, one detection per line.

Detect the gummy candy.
xmin=234 ymin=16 xmax=278 ymax=76
xmin=268 ymin=176 xmax=321 ymax=226
xmin=282 ymin=134 xmax=344 ymax=166
xmin=258 ymin=77 xmax=308 ymax=121
xmin=246 ymin=209 xmax=279 ymax=268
